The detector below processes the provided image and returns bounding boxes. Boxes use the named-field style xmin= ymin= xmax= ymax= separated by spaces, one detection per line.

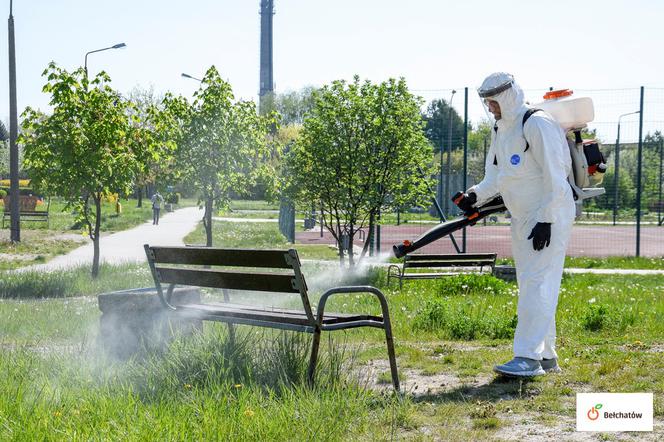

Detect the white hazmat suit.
xmin=470 ymin=73 xmax=575 ymax=369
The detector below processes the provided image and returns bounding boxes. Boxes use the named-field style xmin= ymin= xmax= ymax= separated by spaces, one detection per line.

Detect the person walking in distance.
xmin=151 ymin=191 xmax=164 ymax=225
xmin=455 ymin=72 xmax=575 ymax=377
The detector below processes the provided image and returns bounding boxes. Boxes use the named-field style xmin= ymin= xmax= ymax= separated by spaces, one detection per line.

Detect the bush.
xmin=0 ymin=189 xmax=6 ymax=198
xmin=166 ymin=192 xmax=180 ymax=204
xmin=413 ymin=299 xmax=517 ymax=340
xmin=437 ymin=273 xmax=510 ymax=297
xmin=580 ymin=303 xmax=637 ymax=332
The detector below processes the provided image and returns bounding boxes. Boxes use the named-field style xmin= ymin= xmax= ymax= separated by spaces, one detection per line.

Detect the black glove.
xmin=528 ymin=222 xmax=551 ymax=251
xmin=452 ymin=191 xmax=477 ymax=214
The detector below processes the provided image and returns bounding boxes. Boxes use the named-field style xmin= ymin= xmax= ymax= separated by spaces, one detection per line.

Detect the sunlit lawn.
xmin=0 ymin=220 xmax=662 ymax=439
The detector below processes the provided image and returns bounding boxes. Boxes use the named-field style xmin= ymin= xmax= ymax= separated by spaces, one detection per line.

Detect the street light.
xmin=84 ymin=42 xmax=126 ymax=76
xmin=181 ymin=73 xmax=202 ymax=82
xmin=8 ymin=0 xmax=19 ymax=242
xmin=613 ymin=111 xmax=640 ymax=225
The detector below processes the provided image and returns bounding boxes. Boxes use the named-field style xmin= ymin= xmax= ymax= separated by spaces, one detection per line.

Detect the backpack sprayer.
xmin=392 ymin=89 xmax=607 ymax=258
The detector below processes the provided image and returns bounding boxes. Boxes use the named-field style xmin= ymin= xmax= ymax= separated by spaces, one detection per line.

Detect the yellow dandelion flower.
xmin=184 ymin=384 xmax=192 ymax=389
xmin=53 ymin=411 xmax=62 ymax=417
xmin=234 ymin=384 xmax=243 ymax=389
xmin=244 ymin=408 xmax=255 ymax=417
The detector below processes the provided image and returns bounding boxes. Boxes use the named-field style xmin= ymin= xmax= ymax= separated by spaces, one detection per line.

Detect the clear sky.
xmin=1 ymin=0 xmax=662 ymax=140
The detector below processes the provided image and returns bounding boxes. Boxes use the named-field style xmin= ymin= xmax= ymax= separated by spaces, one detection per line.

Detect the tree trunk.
xmin=91 ymin=196 xmax=102 ymax=278
xmin=360 ymin=212 xmax=375 ymax=260
xmin=347 ymin=222 xmax=355 ymax=268
xmin=136 ymin=186 xmax=143 ymax=208
xmin=336 ymin=223 xmax=345 ymax=266
xmin=204 ymin=196 xmax=213 ymax=247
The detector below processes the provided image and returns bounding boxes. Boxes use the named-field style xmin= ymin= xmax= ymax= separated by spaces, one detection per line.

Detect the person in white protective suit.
xmin=455 ymin=72 xmax=576 ymax=377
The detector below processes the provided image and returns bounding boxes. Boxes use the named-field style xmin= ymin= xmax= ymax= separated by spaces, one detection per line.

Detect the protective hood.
xmin=479 ymin=72 xmax=528 ymax=123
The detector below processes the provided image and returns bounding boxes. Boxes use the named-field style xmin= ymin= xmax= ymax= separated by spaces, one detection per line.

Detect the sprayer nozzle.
xmin=393 ymin=244 xmax=406 ymax=259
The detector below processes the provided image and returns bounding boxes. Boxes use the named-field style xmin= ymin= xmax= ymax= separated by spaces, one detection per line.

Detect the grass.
xmin=0 ymin=220 xmax=662 ymax=439
xmin=0 ymin=263 xmax=153 ymax=300
xmin=184 ymin=219 xmax=340 ymax=260
xmin=1 ymin=268 xmax=661 ymax=439
xmin=0 ymin=229 xmax=85 ymax=271
xmin=228 ymin=199 xmax=279 ymax=211
xmin=495 ymin=255 xmax=664 ymax=270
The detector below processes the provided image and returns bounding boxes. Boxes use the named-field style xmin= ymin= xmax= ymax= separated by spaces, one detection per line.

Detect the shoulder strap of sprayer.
xmin=522 ymin=108 xmax=541 ymax=152
xmin=492 ymin=108 xmax=541 ymax=165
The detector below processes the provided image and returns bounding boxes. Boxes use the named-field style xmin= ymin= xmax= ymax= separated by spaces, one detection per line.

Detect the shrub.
xmin=581 ymin=304 xmax=609 ymax=331
xmin=0 ymin=189 xmax=7 ymax=198
xmin=166 ymin=192 xmax=180 ymax=204
xmin=437 ymin=273 xmax=510 ymax=297
xmin=413 ymin=299 xmax=517 ymax=340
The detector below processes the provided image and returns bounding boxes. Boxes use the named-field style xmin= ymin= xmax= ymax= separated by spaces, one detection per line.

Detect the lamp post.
xmin=181 ymin=73 xmax=203 ymax=82
xmin=612 ymin=110 xmax=640 ymax=225
xmin=84 ymin=42 xmax=126 ymax=77
xmin=8 ymin=0 xmax=19 ymax=242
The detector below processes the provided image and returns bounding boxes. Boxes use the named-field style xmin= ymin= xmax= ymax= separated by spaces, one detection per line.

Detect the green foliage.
xmin=581 ymin=304 xmax=609 ymax=331
xmin=161 ymin=66 xmax=273 ymax=245
xmin=20 ymin=63 xmax=151 ymax=276
xmin=0 ymin=189 xmax=6 ymax=198
xmin=423 ymin=98 xmax=465 ymax=153
xmin=166 ymin=192 xmax=180 ymax=204
xmin=436 ymin=273 xmax=509 ymax=296
xmin=286 ymin=76 xmax=435 ymax=266
xmin=0 ymin=263 xmax=152 ymax=299
xmin=413 ymin=299 xmax=517 ymax=340
xmin=262 ymin=86 xmax=318 ymax=125
xmin=580 ymin=303 xmax=637 ymax=332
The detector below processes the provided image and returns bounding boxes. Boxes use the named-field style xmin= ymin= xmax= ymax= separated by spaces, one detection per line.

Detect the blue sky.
xmin=1 ymin=0 xmax=662 ymax=139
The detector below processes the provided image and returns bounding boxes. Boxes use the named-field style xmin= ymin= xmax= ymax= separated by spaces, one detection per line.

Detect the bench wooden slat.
xmin=176 ymin=302 xmax=382 ymax=326
xmin=156 ymin=267 xmax=299 ymax=293
xmin=405 ymin=253 xmax=496 ymax=262
xmin=151 ymin=247 xmax=293 ymax=268
xmin=405 ymin=260 xmax=495 ymax=268
xmin=400 ymin=272 xmax=464 ymax=278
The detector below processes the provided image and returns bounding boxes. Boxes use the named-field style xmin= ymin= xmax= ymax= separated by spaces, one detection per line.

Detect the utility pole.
xmin=8 ymin=0 xmax=20 ymax=242
xmin=258 ymin=0 xmax=274 ymax=114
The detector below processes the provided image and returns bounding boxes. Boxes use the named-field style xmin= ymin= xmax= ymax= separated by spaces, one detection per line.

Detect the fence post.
xmin=659 ymin=139 xmax=663 ymax=226
xmin=635 ymin=86 xmax=644 ymax=257
xmin=462 ymin=87 xmax=468 ymax=253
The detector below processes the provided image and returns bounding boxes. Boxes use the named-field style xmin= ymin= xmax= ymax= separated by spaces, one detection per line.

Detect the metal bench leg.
xmin=384 ymin=321 xmax=400 ymax=392
xmin=307 ymin=327 xmax=322 ymax=387
xmin=222 ymin=289 xmax=235 ymax=346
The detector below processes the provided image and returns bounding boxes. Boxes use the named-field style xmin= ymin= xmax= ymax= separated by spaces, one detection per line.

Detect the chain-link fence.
xmin=295 ymin=86 xmax=664 ymax=258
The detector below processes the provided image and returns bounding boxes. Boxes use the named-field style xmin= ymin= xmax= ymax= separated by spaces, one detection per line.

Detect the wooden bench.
xmin=387 ymin=253 xmax=497 ymax=289
xmin=2 ymin=210 xmax=50 ymax=228
xmin=2 ymin=197 xmax=50 ymax=228
xmin=144 ymin=245 xmax=399 ymax=391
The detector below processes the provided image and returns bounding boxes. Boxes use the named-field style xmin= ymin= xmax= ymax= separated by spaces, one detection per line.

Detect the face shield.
xmin=477 ymin=73 xmax=515 ymax=121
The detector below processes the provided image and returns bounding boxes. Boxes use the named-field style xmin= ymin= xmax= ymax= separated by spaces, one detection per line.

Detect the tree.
xmin=163 ymin=66 xmax=271 ymax=246
xmin=21 ymin=63 xmax=149 ymax=277
xmin=423 ymin=98 xmax=465 ymax=154
xmin=259 ymin=86 xmax=317 ymax=125
xmin=286 ymin=76 xmax=434 ymax=267
xmin=126 ymin=86 xmax=172 ymax=207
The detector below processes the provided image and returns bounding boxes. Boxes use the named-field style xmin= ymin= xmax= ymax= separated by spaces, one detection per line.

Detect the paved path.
xmin=24 ymin=207 xmax=202 ymax=272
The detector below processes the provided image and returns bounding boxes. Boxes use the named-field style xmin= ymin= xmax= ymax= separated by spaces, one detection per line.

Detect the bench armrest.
xmin=316 ymin=285 xmax=391 ymax=329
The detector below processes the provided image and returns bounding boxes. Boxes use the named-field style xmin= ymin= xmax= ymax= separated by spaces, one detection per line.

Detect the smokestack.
xmin=258 ymin=0 xmax=274 ymax=114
